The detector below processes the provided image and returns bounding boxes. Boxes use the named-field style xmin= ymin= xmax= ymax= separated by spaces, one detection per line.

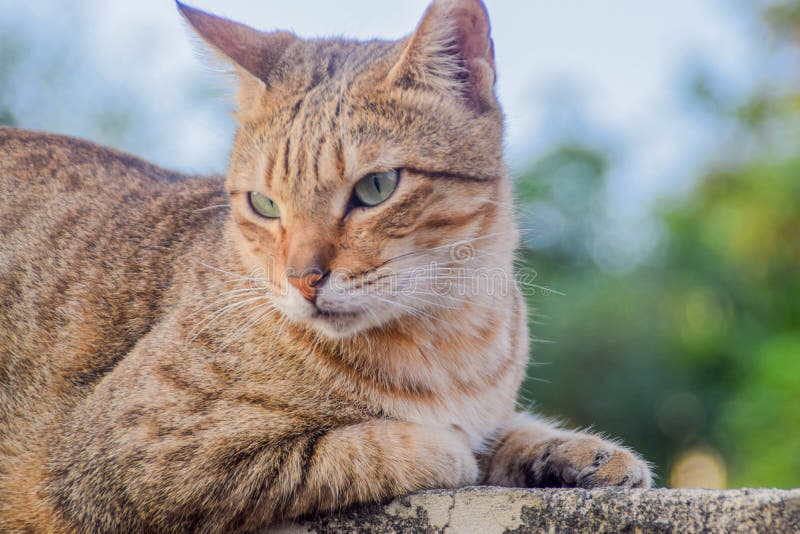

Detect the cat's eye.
xmin=248 ymin=191 xmax=281 ymax=218
xmin=353 ymin=170 xmax=399 ymax=207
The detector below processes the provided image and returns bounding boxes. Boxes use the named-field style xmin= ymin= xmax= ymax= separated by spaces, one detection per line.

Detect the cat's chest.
xmin=347 ymin=327 xmax=523 ymax=448
xmin=378 ymin=327 xmax=524 ymax=448
xmin=379 ymin=370 xmax=520 ymax=450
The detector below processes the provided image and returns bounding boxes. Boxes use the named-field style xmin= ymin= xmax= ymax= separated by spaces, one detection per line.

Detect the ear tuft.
xmin=177 ymin=1 xmax=296 ymax=85
xmin=389 ymin=0 xmax=497 ymax=112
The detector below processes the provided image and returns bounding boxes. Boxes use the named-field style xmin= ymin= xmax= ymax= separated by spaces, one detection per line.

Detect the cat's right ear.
xmin=387 ymin=0 xmax=497 ymax=113
xmin=177 ymin=2 xmax=296 ymax=108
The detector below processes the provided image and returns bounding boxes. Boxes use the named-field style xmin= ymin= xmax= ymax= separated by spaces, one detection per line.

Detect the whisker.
xmin=187 ymin=294 xmax=267 ymax=343
xmin=193 ymin=260 xmax=267 ymax=284
xmin=370 ymin=295 xmax=444 ymax=323
xmin=398 ymin=292 xmax=463 ymax=311
xmin=376 ymin=231 xmax=515 ymax=267
xmin=218 ymin=300 xmax=276 ymax=350
xmin=187 ymin=288 xmax=266 ymax=318
xmin=191 ymin=204 xmax=231 ymax=213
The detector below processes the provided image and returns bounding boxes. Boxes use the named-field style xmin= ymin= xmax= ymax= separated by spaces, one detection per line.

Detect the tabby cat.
xmin=0 ymin=0 xmax=651 ymax=531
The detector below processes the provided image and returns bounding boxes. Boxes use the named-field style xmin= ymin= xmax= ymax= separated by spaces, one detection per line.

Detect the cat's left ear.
xmin=388 ymin=0 xmax=497 ymax=113
xmin=177 ymin=2 xmax=296 ymax=109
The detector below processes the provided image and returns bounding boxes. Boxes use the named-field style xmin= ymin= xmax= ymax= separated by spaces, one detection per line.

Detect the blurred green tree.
xmin=517 ymin=1 xmax=800 ymax=488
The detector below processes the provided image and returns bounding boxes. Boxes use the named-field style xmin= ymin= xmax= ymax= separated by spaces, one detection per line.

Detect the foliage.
xmin=516 ymin=3 xmax=800 ymax=485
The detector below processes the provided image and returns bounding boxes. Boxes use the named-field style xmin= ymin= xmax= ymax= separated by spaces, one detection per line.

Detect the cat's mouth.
xmin=312 ymin=308 xmax=360 ymax=320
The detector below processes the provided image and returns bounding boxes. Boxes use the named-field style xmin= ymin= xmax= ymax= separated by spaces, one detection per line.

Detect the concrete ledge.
xmin=274 ymin=487 xmax=800 ymax=533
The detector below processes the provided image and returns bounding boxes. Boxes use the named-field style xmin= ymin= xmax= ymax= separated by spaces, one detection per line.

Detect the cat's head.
xmin=180 ymin=0 xmax=516 ymax=338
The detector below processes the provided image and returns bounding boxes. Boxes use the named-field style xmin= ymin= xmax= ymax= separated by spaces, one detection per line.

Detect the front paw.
xmin=525 ymin=434 xmax=651 ymax=488
xmin=489 ymin=433 xmax=652 ymax=489
xmin=427 ymin=425 xmax=480 ymax=489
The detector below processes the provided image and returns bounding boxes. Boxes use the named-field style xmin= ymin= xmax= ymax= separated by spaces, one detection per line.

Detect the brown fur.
xmin=0 ymin=1 xmax=650 ymax=531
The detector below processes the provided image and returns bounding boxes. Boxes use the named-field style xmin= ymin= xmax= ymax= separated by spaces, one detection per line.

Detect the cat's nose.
xmin=287 ymin=272 xmax=326 ymax=302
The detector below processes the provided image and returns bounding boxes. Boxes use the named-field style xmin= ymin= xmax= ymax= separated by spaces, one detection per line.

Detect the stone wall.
xmin=274 ymin=487 xmax=800 ymax=533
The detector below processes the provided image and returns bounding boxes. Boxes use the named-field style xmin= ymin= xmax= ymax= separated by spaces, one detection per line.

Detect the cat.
xmin=0 ymin=0 xmax=651 ymax=531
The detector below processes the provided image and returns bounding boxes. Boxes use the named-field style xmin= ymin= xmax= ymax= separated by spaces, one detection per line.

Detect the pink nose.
xmin=287 ymin=273 xmax=323 ymax=302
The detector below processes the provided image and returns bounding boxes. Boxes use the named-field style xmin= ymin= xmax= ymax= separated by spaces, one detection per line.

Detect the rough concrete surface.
xmin=272 ymin=486 xmax=800 ymax=533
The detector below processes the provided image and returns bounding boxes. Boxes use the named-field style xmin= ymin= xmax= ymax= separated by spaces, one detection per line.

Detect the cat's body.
xmin=0 ymin=1 xmax=650 ymax=532
xmin=0 ymin=129 xmax=518 ymax=531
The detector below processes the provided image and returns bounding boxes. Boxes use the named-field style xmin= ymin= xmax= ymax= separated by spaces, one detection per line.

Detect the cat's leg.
xmin=45 ymin=415 xmax=478 ymax=532
xmin=483 ymin=413 xmax=652 ymax=489
xmin=280 ymin=420 xmax=478 ymax=519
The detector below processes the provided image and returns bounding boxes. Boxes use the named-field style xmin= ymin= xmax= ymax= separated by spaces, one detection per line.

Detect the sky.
xmin=0 ymin=1 xmax=766 ymax=213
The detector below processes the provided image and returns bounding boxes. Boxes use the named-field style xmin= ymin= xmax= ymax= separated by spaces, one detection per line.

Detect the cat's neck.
xmin=277 ymin=290 xmax=515 ymax=397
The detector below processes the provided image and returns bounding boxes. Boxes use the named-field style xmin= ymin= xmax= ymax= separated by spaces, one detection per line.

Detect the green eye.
xmin=248 ymin=191 xmax=281 ymax=218
xmin=353 ymin=170 xmax=399 ymax=207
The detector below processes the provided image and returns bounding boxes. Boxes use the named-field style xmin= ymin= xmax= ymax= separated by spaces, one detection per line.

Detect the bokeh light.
xmin=670 ymin=448 xmax=728 ymax=489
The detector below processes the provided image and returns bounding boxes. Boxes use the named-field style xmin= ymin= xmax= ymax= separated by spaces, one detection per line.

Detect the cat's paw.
xmin=488 ymin=432 xmax=652 ymax=489
xmin=523 ymin=434 xmax=651 ymax=488
xmin=427 ymin=425 xmax=480 ymax=488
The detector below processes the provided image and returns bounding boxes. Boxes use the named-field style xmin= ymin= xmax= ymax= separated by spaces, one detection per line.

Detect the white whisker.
xmin=191 ymin=204 xmax=230 ymax=213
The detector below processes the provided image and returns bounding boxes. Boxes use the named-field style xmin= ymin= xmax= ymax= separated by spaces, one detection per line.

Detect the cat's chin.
xmin=308 ymin=310 xmax=371 ymax=339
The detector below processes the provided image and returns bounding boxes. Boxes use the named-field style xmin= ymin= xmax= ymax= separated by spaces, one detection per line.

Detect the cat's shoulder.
xmin=0 ymin=127 xmax=193 ymax=186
